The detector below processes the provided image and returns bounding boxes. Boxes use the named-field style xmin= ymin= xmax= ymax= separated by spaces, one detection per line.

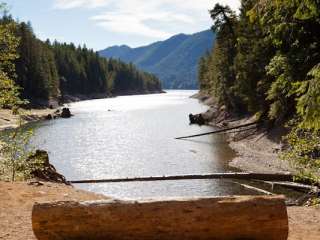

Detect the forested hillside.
xmin=100 ymin=30 xmax=215 ymax=89
xmin=0 ymin=15 xmax=162 ymax=107
xmin=199 ymin=0 xmax=320 ymax=182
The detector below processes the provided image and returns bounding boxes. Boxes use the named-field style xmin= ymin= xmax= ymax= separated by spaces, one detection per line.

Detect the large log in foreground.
xmin=32 ymin=195 xmax=288 ymax=240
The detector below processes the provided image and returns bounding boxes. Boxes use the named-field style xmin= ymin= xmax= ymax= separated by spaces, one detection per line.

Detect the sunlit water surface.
xmin=30 ymin=90 xmax=258 ymax=199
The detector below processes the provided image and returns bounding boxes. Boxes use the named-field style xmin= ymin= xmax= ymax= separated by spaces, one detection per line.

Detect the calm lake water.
xmin=30 ymin=90 xmax=258 ymax=199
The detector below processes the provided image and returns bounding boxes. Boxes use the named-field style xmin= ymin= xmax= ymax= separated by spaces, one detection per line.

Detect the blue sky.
xmin=4 ymin=0 xmax=240 ymax=50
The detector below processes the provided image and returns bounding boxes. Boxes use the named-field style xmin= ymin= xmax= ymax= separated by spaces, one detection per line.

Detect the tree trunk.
xmin=32 ymin=195 xmax=288 ymax=240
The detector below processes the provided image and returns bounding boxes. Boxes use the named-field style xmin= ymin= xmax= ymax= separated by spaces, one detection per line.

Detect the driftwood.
xmin=175 ymin=121 xmax=260 ymax=140
xmin=69 ymin=172 xmax=294 ymax=184
xmin=261 ymin=181 xmax=319 ymax=192
xmin=232 ymin=181 xmax=274 ymax=195
xmin=32 ymin=196 xmax=288 ymax=240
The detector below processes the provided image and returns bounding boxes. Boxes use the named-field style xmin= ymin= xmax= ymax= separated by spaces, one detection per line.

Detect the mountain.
xmin=99 ymin=30 xmax=215 ymax=89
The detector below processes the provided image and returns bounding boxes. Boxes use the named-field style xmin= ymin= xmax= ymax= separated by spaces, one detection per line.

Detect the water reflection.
xmin=29 ymin=90 xmax=257 ymax=199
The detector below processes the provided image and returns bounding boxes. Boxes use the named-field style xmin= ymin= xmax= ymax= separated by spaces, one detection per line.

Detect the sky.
xmin=4 ymin=0 xmax=241 ymax=50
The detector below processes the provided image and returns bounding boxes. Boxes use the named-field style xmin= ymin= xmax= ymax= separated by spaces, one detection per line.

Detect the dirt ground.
xmin=0 ymin=181 xmax=319 ymax=240
xmin=0 ymin=181 xmax=107 ymax=240
xmin=288 ymin=207 xmax=320 ymax=240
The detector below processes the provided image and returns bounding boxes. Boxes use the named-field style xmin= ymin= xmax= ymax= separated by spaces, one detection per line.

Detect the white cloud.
xmin=53 ymin=0 xmax=241 ymax=39
xmin=92 ymin=12 xmax=173 ymax=38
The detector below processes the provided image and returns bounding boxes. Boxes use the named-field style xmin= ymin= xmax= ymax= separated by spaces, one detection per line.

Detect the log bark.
xmin=32 ymin=195 xmax=288 ymax=240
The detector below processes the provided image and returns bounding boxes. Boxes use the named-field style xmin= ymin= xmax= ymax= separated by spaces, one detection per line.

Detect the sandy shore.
xmin=0 ymin=109 xmax=57 ymax=131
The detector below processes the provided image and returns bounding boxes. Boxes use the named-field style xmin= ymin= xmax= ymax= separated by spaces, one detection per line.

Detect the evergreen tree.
xmin=199 ymin=0 xmax=320 ymax=125
xmin=0 ymin=4 xmax=22 ymax=109
xmin=0 ymin=16 xmax=162 ymax=107
xmin=199 ymin=0 xmax=320 ymax=181
xmin=15 ymin=22 xmax=60 ymax=103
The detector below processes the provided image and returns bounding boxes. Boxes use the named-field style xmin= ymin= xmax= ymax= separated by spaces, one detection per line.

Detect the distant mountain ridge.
xmin=99 ymin=30 xmax=215 ymax=89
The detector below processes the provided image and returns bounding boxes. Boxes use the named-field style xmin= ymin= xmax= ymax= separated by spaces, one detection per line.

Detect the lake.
xmin=30 ymin=90 xmax=258 ymax=199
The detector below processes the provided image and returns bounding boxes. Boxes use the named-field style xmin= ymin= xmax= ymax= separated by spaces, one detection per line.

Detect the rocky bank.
xmin=193 ymin=92 xmax=295 ymax=174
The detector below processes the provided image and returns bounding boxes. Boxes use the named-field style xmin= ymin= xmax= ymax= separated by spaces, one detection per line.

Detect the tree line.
xmin=0 ymin=12 xmax=162 ymax=107
xmin=199 ymin=0 xmax=320 ymax=182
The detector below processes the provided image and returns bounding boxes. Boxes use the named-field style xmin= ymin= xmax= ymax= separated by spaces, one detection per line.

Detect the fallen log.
xmin=260 ymin=181 xmax=319 ymax=192
xmin=69 ymin=172 xmax=294 ymax=184
xmin=232 ymin=181 xmax=274 ymax=195
xmin=32 ymin=195 xmax=288 ymax=240
xmin=175 ymin=121 xmax=260 ymax=139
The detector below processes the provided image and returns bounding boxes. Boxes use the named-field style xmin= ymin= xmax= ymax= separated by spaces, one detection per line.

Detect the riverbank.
xmin=0 ymin=109 xmax=57 ymax=131
xmin=193 ymin=92 xmax=294 ymax=174
xmin=0 ymin=91 xmax=167 ymax=131
xmin=0 ymin=181 xmax=319 ymax=240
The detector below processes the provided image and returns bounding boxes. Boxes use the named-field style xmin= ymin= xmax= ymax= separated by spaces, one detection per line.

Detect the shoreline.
xmin=0 ymin=108 xmax=57 ymax=131
xmin=193 ymin=92 xmax=294 ymax=175
xmin=62 ymin=90 xmax=166 ymax=104
xmin=0 ymin=90 xmax=166 ymax=131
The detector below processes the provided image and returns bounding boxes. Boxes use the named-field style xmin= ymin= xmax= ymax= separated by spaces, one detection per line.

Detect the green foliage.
xmin=294 ymin=0 xmax=320 ymax=20
xmin=52 ymin=42 xmax=107 ymax=96
xmin=210 ymin=4 xmax=237 ymax=39
xmin=15 ymin=22 xmax=61 ymax=101
xmin=0 ymin=3 xmax=35 ymax=181
xmin=0 ymin=21 xmax=18 ymax=77
xmin=233 ymin=0 xmax=275 ymax=113
xmin=265 ymin=55 xmax=293 ymax=120
xmin=281 ymin=124 xmax=320 ymax=183
xmin=296 ymin=64 xmax=320 ymax=130
xmin=0 ymin=72 xmax=24 ymax=108
xmin=198 ymin=53 xmax=211 ymax=91
xmin=0 ymin=8 xmax=24 ymax=109
xmin=308 ymin=197 xmax=320 ymax=206
xmin=52 ymin=42 xmax=161 ymax=96
xmin=199 ymin=4 xmax=241 ymax=111
xmin=199 ymin=0 xmax=320 ymax=179
xmin=200 ymin=0 xmax=320 ymax=120
xmin=0 ymin=125 xmax=35 ymax=181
